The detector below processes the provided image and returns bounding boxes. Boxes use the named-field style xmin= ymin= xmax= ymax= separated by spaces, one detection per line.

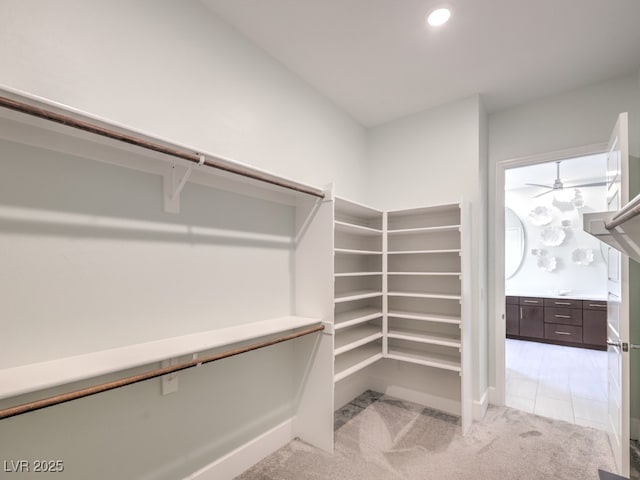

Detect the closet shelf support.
xmin=0 ymin=94 xmax=326 ymax=201
xmin=0 ymin=323 xmax=324 ymax=421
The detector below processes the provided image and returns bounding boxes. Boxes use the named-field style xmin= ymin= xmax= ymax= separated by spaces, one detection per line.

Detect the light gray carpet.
xmin=237 ymin=390 xmax=616 ymax=480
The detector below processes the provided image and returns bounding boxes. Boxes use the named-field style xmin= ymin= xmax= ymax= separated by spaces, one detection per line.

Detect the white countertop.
xmin=505 ymin=291 xmax=607 ymax=301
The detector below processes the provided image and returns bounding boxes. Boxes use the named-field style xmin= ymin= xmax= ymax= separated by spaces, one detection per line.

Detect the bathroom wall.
xmin=504 ymin=183 xmax=608 ymax=298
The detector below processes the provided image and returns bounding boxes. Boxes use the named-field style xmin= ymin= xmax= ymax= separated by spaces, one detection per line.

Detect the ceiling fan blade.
xmin=533 ymin=190 xmax=554 ymax=198
xmin=567 ymin=181 xmax=607 ymax=188
xmin=525 ymin=183 xmax=553 ymax=189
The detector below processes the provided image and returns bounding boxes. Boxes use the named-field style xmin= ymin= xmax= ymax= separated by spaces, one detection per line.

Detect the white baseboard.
xmin=473 ymin=389 xmax=489 ymax=420
xmin=632 ymin=417 xmax=640 ymax=441
xmin=182 ymin=418 xmax=294 ymax=480
xmin=334 ymin=372 xmax=371 ymax=410
xmin=488 ymin=386 xmax=501 ymax=406
xmin=375 ymin=383 xmax=460 ymax=416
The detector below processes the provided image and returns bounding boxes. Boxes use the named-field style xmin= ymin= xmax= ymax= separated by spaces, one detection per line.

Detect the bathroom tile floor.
xmin=506 ymin=338 xmax=608 ymax=431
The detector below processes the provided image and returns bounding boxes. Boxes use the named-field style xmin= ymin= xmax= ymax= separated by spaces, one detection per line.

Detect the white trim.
xmin=631 ymin=417 xmax=640 ymax=441
xmin=488 ymin=386 xmax=501 ymax=406
xmin=473 ymin=389 xmax=489 ymax=420
xmin=491 ymin=143 xmax=608 ymax=410
xmin=181 ymin=418 xmax=294 ymax=480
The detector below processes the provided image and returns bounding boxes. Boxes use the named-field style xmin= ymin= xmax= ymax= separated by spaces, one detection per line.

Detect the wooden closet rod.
xmin=0 ymin=96 xmax=325 ymax=199
xmin=0 ymin=323 xmax=324 ymax=421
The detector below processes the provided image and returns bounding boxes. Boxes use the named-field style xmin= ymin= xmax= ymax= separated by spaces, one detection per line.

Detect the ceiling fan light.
xmin=553 ymin=188 xmax=576 ymax=203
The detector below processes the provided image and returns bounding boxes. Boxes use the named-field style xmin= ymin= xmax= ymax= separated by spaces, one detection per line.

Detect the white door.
xmin=605 ymin=112 xmax=630 ymax=476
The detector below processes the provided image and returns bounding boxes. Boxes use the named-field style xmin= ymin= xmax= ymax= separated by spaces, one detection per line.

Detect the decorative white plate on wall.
xmin=540 ymin=226 xmax=566 ymax=246
xmin=528 ymin=206 xmax=553 ymax=226
xmin=571 ymin=248 xmax=594 ymax=266
xmin=537 ymin=255 xmax=557 ymax=272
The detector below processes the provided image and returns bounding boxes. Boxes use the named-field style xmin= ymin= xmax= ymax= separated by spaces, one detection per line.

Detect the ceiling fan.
xmin=526 ymin=160 xmax=606 ymax=198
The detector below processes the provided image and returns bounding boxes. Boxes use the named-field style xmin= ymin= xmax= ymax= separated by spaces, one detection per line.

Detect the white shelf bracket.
xmin=161 ymin=358 xmax=179 ymax=395
xmin=163 ymin=155 xmax=205 ymax=213
xmin=321 ymin=320 xmax=334 ymax=335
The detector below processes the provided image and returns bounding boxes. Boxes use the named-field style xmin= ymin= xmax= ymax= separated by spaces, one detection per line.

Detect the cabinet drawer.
xmin=544 ymin=324 xmax=582 ymax=343
xmin=583 ymin=300 xmax=607 ymax=310
xmin=544 ymin=298 xmax=582 ymax=308
xmin=519 ymin=297 xmax=543 ymax=306
xmin=544 ymin=307 xmax=582 ymax=326
xmin=583 ymin=310 xmax=607 ymax=346
xmin=506 ymin=296 xmax=519 ymax=305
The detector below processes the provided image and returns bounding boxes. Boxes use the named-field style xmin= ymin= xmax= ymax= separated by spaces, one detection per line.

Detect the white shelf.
xmin=387 ymin=225 xmax=460 ymax=235
xmin=387 ymin=272 xmax=461 ymax=277
xmin=0 ymin=315 xmax=321 ymax=400
xmin=334 ymin=272 xmax=383 ymax=278
xmin=335 ymin=220 xmax=382 ymax=236
xmin=387 ymin=203 xmax=460 ymax=216
xmin=335 ymin=308 xmax=383 ymax=330
xmin=584 ymin=210 xmax=640 ymax=263
xmin=388 ymin=291 xmax=461 ymax=300
xmin=387 ymin=249 xmax=460 ymax=255
xmin=334 ymin=248 xmax=383 ymax=255
xmin=334 ymin=344 xmax=383 ymax=383
xmin=386 ymin=348 xmax=461 ymax=372
xmin=334 ymin=290 xmax=383 ymax=303
xmin=387 ymin=310 xmax=461 ymax=325
xmin=334 ymin=325 xmax=383 ymax=355
xmin=0 ymin=87 xmax=325 ymax=207
xmin=335 ymin=197 xmax=383 ymax=220
xmin=387 ymin=328 xmax=461 ymax=348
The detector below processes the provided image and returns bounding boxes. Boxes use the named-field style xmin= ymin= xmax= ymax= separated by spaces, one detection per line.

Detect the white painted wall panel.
xmin=0 ymin=0 xmax=367 ymax=201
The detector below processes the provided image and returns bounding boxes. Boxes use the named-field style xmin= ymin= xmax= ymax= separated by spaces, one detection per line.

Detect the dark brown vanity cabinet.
xmin=517 ymin=297 xmax=544 ymax=339
xmin=582 ymin=300 xmax=607 ymax=348
xmin=506 ymin=296 xmax=606 ymax=350
xmin=506 ymin=296 xmax=520 ymax=336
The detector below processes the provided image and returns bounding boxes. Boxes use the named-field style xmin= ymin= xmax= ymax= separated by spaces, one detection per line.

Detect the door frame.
xmin=491 ymin=142 xmax=608 ymax=405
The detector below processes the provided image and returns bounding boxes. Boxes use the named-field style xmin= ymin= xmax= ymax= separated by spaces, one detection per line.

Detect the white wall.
xmin=366 ymin=95 xmax=489 ymax=412
xmin=489 ymin=73 xmax=640 ymax=162
xmin=0 ymin=1 xmax=367 ymax=478
xmin=366 ymin=96 xmax=481 ymax=210
xmin=0 ymin=0 xmax=367 ymax=200
xmin=488 ymin=72 xmax=640 ymax=414
xmin=0 ymin=138 xmax=305 ymax=480
xmin=504 ymin=185 xmax=608 ymax=298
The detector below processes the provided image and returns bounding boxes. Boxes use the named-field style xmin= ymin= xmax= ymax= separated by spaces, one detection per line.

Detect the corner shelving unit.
xmin=385 ymin=202 xmax=472 ymax=433
xmin=331 ymin=198 xmax=471 ymax=433
xmin=385 ymin=204 xmax=463 ymax=367
xmin=333 ymin=198 xmax=384 ymax=384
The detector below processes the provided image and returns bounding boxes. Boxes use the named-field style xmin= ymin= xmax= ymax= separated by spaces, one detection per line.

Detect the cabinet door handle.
xmin=554 ymin=331 xmax=571 ymax=335
xmin=520 ymin=307 xmax=523 ymax=320
xmin=554 ymin=314 xmax=571 ymax=319
xmin=554 ymin=301 xmax=572 ymax=306
xmin=588 ymin=304 xmax=606 ymax=308
xmin=523 ymin=300 xmax=538 ymax=303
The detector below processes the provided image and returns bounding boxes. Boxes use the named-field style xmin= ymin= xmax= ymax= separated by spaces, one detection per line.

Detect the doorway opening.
xmin=503 ymin=153 xmax=608 ymax=429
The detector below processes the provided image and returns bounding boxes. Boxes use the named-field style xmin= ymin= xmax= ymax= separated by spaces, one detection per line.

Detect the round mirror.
xmin=505 ymin=207 xmax=526 ymax=279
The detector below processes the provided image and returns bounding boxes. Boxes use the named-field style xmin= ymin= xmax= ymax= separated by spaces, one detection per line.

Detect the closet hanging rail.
xmin=0 ymin=323 xmax=324 ymax=421
xmin=605 ymin=193 xmax=640 ymax=230
xmin=0 ymin=95 xmax=325 ymax=199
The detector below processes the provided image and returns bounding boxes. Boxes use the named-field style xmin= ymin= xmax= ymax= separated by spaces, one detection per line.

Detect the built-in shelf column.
xmin=332 ymin=198 xmax=384 ymax=384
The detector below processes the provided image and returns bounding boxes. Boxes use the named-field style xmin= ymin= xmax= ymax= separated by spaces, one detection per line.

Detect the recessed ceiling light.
xmin=427 ymin=7 xmax=451 ymax=27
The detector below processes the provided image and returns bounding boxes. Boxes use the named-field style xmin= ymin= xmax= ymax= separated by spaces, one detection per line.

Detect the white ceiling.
xmin=200 ymin=0 xmax=640 ymax=127
xmin=505 ymin=153 xmax=606 ymax=192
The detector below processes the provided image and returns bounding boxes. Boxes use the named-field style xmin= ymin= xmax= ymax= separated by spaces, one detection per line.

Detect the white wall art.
xmin=528 ymin=206 xmax=554 ymax=226
xmin=504 ymin=164 xmax=607 ymax=296
xmin=540 ymin=225 xmax=566 ymax=246
xmin=571 ymin=248 xmax=595 ymax=266
xmin=537 ymin=255 xmax=558 ymax=272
